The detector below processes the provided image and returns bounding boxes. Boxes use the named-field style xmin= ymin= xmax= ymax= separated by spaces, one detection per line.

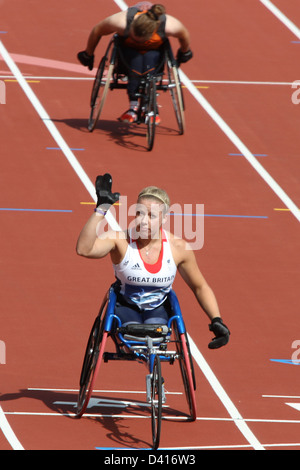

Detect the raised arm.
xmin=76 ymin=212 xmax=118 ymax=259
xmin=76 ymin=174 xmax=121 ymax=259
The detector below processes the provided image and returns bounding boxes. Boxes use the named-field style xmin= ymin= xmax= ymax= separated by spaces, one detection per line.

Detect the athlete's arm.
xmin=76 ymin=213 xmax=118 ymax=259
xmin=165 ymin=15 xmax=191 ymax=53
xmin=175 ymin=240 xmax=221 ymax=320
xmin=76 ymin=173 xmax=122 ymax=259
xmin=85 ymin=11 xmax=127 ymax=55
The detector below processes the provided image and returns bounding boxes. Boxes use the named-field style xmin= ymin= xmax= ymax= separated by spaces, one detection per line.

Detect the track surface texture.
xmin=0 ymin=0 xmax=300 ymax=452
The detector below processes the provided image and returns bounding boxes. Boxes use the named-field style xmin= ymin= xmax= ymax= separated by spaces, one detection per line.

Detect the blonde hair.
xmin=132 ymin=4 xmax=166 ymax=39
xmin=138 ymin=186 xmax=170 ymax=213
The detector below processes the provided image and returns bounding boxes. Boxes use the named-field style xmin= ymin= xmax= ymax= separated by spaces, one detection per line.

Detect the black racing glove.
xmin=77 ymin=50 xmax=94 ymax=71
xmin=95 ymin=173 xmax=120 ymax=211
xmin=176 ymin=48 xmax=193 ymax=66
xmin=208 ymin=318 xmax=230 ymax=349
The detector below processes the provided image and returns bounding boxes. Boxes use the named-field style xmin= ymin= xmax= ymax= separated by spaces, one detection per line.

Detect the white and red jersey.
xmin=113 ymin=230 xmax=177 ymax=310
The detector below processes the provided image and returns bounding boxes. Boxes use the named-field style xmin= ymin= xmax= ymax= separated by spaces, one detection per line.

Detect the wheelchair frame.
xmin=76 ymin=285 xmax=197 ymax=450
xmin=87 ymin=35 xmax=185 ymax=151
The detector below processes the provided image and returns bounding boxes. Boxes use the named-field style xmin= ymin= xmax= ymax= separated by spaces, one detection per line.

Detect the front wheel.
xmin=145 ymin=77 xmax=157 ymax=151
xmin=150 ymin=355 xmax=162 ymax=450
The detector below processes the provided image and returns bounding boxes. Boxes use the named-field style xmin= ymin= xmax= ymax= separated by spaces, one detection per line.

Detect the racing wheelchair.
xmin=76 ymin=283 xmax=196 ymax=450
xmin=87 ymin=34 xmax=185 ymax=151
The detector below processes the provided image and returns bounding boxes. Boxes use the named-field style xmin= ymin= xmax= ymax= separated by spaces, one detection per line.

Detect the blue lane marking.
xmin=0 ymin=208 xmax=72 ymax=213
xmin=291 ymin=41 xmax=300 ymax=44
xmin=270 ymin=359 xmax=300 ymax=365
xmin=46 ymin=147 xmax=85 ymax=151
xmin=170 ymin=213 xmax=268 ymax=219
xmin=0 ymin=209 xmax=267 ymax=218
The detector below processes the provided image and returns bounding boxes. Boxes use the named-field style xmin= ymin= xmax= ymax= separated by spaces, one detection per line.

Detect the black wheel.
xmin=88 ymin=51 xmax=114 ymax=132
xmin=166 ymin=61 xmax=185 ymax=135
xmin=173 ymin=323 xmax=197 ymax=420
xmin=76 ymin=296 xmax=108 ymax=417
xmin=151 ymin=355 xmax=162 ymax=450
xmin=145 ymin=77 xmax=157 ymax=151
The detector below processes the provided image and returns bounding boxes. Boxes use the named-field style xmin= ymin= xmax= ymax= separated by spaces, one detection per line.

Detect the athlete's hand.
xmin=95 ymin=174 xmax=120 ymax=210
xmin=208 ymin=318 xmax=230 ymax=349
xmin=77 ymin=50 xmax=94 ymax=71
xmin=176 ymin=49 xmax=193 ymax=66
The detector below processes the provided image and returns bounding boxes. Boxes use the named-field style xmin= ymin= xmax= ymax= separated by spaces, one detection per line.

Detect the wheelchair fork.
xmin=146 ymin=337 xmax=166 ymax=404
xmin=146 ymin=371 xmax=166 ymax=404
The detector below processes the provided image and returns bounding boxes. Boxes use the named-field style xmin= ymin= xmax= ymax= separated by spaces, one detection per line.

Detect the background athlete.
xmin=76 ymin=174 xmax=230 ymax=349
xmin=77 ymin=2 xmax=193 ymax=124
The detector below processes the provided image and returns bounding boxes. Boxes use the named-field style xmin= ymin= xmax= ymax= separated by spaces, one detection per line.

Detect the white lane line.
xmin=0 ymin=40 xmax=121 ymax=232
xmin=5 ymin=409 xmax=300 ymax=425
xmin=192 ymin=80 xmax=297 ymax=86
xmin=27 ymin=387 xmax=182 ymax=395
xmin=1 ymin=75 xmax=297 ymax=86
xmin=113 ymin=0 xmax=128 ymax=10
xmin=179 ymin=69 xmax=300 ymax=223
xmin=188 ymin=334 xmax=265 ymax=450
xmin=1 ymin=76 xmax=94 ymax=80
xmin=150 ymin=443 xmax=300 ymax=449
xmin=263 ymin=395 xmax=300 ymax=399
xmin=4 ymin=411 xmax=187 ymax=420
xmin=0 ymin=405 xmax=24 ymax=450
xmin=259 ymin=0 xmax=300 ymax=39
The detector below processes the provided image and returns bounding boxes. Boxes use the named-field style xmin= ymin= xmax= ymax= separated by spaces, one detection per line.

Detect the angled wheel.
xmin=145 ymin=77 xmax=157 ymax=151
xmin=166 ymin=60 xmax=185 ymax=135
xmin=88 ymin=41 xmax=115 ymax=132
xmin=76 ymin=296 xmax=109 ymax=417
xmin=150 ymin=355 xmax=162 ymax=450
xmin=173 ymin=323 xmax=197 ymax=421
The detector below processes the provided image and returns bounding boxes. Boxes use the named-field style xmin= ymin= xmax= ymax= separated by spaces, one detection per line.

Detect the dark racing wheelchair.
xmin=76 ymin=283 xmax=197 ymax=450
xmin=87 ymin=34 xmax=185 ymax=151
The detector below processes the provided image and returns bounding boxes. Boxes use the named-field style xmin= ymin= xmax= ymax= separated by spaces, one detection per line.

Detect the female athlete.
xmin=76 ymin=174 xmax=230 ymax=349
xmin=77 ymin=2 xmax=193 ymax=124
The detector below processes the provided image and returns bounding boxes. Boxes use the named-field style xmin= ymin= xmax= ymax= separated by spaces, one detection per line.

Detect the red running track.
xmin=0 ymin=0 xmax=299 ymax=451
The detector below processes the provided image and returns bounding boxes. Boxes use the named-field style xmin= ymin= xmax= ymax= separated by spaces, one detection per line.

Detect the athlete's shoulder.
xmin=165 ymin=232 xmax=192 ymax=266
xmin=169 ymin=231 xmax=194 ymax=251
xmin=103 ymin=11 xmax=127 ymax=32
xmin=166 ymin=231 xmax=186 ymax=249
xmin=165 ymin=15 xmax=186 ymax=35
